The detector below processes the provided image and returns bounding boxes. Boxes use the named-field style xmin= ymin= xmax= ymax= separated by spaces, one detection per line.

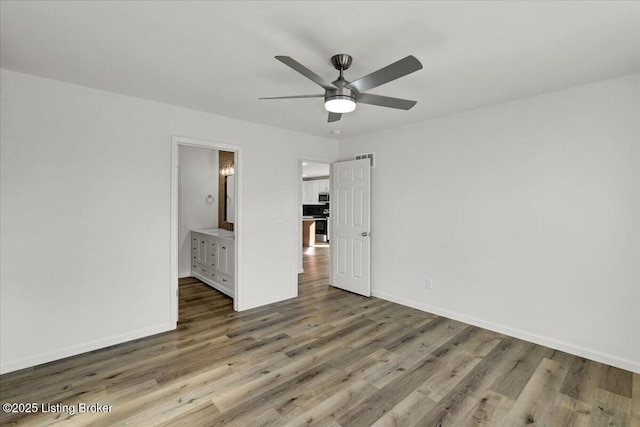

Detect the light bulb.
xmin=325 ymin=97 xmax=356 ymax=113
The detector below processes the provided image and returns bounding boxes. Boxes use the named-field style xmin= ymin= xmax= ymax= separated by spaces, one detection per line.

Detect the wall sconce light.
xmin=220 ymin=162 xmax=234 ymax=176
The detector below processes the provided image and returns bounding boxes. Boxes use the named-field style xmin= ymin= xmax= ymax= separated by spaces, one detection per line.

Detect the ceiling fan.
xmin=259 ymin=54 xmax=423 ymax=123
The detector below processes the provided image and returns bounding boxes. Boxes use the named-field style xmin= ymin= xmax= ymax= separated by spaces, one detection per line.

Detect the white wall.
xmin=0 ymin=69 xmax=338 ymax=373
xmin=178 ymin=146 xmax=218 ymax=277
xmin=339 ymin=73 xmax=640 ymax=373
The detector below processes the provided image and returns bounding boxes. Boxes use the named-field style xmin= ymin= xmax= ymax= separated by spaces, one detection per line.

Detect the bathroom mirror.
xmin=224 ymin=175 xmax=235 ymax=223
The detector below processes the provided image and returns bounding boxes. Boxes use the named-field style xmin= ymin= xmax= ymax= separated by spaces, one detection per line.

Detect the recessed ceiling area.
xmin=1 ymin=1 xmax=639 ymax=139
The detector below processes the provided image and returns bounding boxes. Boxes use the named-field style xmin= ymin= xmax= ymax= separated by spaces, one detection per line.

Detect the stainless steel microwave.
xmin=318 ymin=192 xmax=330 ymax=202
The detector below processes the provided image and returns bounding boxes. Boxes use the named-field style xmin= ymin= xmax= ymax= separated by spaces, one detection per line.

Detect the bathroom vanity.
xmin=191 ymin=228 xmax=235 ymax=298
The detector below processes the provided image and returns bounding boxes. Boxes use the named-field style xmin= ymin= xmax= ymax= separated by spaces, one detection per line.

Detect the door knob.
xmin=361 ymin=232 xmax=368 ymax=237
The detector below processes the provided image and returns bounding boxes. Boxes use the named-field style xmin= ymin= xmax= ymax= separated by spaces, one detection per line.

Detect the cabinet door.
xmin=192 ymin=233 xmax=208 ymax=266
xmin=217 ymin=242 xmax=235 ymax=276
xmin=196 ymin=236 xmax=207 ymax=264
xmin=217 ymin=242 xmax=228 ymax=275
xmin=303 ymin=181 xmax=314 ymax=204
xmin=320 ymin=179 xmax=330 ymax=193
xmin=302 ymin=180 xmax=309 ymax=204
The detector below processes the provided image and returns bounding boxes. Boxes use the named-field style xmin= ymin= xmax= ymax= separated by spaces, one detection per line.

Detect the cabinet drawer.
xmin=217 ymin=272 xmax=234 ymax=290
xmin=194 ymin=264 xmax=210 ymax=276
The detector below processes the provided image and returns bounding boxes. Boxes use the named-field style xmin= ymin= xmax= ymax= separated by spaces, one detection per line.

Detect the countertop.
xmin=192 ymin=228 xmax=235 ymax=242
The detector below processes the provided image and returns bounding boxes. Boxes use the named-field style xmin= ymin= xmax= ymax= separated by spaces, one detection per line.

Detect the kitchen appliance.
xmin=303 ymin=204 xmax=325 ymax=217
xmin=314 ymin=218 xmax=328 ymax=243
xmin=318 ymin=192 xmax=330 ymax=203
xmin=302 ymin=204 xmax=330 ymax=243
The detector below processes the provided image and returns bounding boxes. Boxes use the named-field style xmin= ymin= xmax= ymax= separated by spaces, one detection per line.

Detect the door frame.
xmin=171 ymin=136 xmax=243 ymax=326
xmin=295 ymin=155 xmax=333 ymax=277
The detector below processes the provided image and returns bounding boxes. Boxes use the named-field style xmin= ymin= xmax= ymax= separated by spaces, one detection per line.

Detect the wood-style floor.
xmin=1 ymin=246 xmax=638 ymax=426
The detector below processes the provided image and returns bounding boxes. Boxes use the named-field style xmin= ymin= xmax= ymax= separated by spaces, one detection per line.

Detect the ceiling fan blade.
xmin=328 ymin=112 xmax=342 ymax=123
xmin=346 ymin=55 xmax=423 ymax=94
xmin=259 ymin=94 xmax=324 ymax=100
xmin=357 ymin=93 xmax=417 ymax=110
xmin=275 ymin=56 xmax=336 ymax=91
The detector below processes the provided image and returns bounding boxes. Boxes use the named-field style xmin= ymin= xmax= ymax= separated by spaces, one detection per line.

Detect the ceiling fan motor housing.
xmin=331 ymin=54 xmax=353 ymax=71
xmin=326 ymin=54 xmax=358 ymax=104
xmin=325 ymin=87 xmax=357 ymax=103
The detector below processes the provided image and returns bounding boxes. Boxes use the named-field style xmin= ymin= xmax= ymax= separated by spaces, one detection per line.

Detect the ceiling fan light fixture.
xmin=262 ymin=54 xmax=422 ymax=122
xmin=324 ymin=96 xmax=356 ymax=114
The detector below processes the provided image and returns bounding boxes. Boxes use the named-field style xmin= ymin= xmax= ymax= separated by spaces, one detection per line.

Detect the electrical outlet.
xmin=425 ymin=278 xmax=433 ymax=289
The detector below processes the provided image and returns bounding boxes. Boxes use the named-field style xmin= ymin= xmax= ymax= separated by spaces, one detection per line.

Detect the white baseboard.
xmin=238 ymin=291 xmax=296 ymax=312
xmin=0 ymin=322 xmax=175 ymax=375
xmin=372 ymin=290 xmax=639 ymax=374
xmin=192 ymin=271 xmax=234 ymax=298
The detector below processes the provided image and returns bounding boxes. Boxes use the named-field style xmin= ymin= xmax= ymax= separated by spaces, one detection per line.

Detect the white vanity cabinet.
xmin=191 ymin=229 xmax=235 ymax=298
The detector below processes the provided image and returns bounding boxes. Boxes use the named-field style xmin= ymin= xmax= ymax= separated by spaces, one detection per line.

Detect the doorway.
xmin=297 ymin=158 xmax=332 ymax=292
xmin=171 ymin=136 xmax=242 ymax=326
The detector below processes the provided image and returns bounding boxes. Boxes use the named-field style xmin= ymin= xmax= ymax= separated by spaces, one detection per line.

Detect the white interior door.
xmin=331 ymin=159 xmax=371 ymax=296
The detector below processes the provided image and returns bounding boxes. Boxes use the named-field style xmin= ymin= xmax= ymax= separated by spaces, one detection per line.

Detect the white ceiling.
xmin=1 ymin=1 xmax=639 ymax=140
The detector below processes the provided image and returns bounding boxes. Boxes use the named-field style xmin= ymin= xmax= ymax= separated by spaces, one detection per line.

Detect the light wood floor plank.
xmin=633 ymin=373 xmax=640 ymax=427
xmin=370 ymin=390 xmax=437 ymax=427
xmin=499 ymin=357 xmax=569 ymax=426
xmin=286 ymin=379 xmax=378 ymax=426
